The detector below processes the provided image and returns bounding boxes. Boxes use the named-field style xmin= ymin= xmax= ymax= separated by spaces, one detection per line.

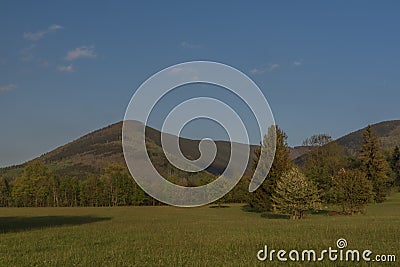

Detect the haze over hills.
xmin=1 ymin=120 xmax=399 ymax=180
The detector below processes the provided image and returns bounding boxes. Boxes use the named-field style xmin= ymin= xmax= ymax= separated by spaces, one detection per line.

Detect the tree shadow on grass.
xmin=241 ymin=205 xmax=288 ymax=218
xmin=242 ymin=204 xmax=334 ymax=219
xmin=260 ymin=213 xmax=291 ymax=219
xmin=241 ymin=204 xmax=260 ymax=213
xmin=209 ymin=205 xmax=230 ymax=208
xmin=0 ymin=216 xmax=112 ymax=233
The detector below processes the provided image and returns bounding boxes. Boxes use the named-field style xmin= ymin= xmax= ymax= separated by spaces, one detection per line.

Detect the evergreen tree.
xmin=249 ymin=126 xmax=292 ymax=211
xmin=358 ymin=125 xmax=390 ymax=203
xmin=221 ymin=175 xmax=251 ymax=204
xmin=332 ymin=169 xmax=373 ymax=214
xmin=391 ymin=146 xmax=400 ymax=187
xmin=272 ymin=167 xmax=320 ymax=219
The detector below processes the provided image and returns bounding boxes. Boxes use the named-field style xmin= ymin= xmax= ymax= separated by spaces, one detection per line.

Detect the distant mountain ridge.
xmin=335 ymin=120 xmax=400 ymax=155
xmin=293 ymin=120 xmax=400 ymax=165
xmin=1 ymin=120 xmax=399 ymax=179
xmin=0 ymin=121 xmax=258 ymax=179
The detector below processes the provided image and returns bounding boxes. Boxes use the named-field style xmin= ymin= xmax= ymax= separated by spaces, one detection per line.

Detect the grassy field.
xmin=1 ymin=194 xmax=399 ymax=266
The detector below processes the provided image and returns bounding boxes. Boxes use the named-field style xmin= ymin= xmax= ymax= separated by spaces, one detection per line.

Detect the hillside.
xmin=294 ymin=120 xmax=400 ymax=165
xmin=336 ymin=120 xmax=400 ymax=155
xmin=2 ymin=120 xmax=399 ymax=180
xmin=290 ymin=146 xmax=311 ymax=160
xmin=0 ymin=121 xmax=258 ymax=180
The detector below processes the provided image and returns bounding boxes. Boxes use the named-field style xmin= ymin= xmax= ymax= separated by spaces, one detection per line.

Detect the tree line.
xmin=0 ymin=163 xmax=155 ymax=207
xmin=1 ymin=125 xmax=399 ymax=216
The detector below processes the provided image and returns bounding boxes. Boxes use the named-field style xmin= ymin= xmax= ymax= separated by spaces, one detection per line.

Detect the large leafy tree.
xmin=302 ymin=134 xmax=344 ymax=202
xmin=332 ymin=169 xmax=373 ymax=214
xmin=12 ymin=161 xmax=53 ymax=207
xmin=59 ymin=176 xmax=80 ymax=207
xmin=101 ymin=163 xmax=135 ymax=206
xmin=249 ymin=126 xmax=292 ymax=212
xmin=0 ymin=176 xmax=11 ymax=207
xmin=79 ymin=175 xmax=107 ymax=207
xmin=272 ymin=167 xmax=320 ymax=219
xmin=358 ymin=125 xmax=390 ymax=203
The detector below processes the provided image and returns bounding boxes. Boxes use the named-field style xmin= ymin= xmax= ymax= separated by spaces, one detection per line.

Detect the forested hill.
xmin=1 ymin=120 xmax=399 ymax=180
xmin=283 ymin=120 xmax=400 ymax=160
xmin=336 ymin=120 xmax=400 ymax=155
xmin=0 ymin=121 xmax=258 ymax=179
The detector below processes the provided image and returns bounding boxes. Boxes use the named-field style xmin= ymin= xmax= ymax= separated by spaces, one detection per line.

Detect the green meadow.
xmin=1 ymin=194 xmax=399 ymax=266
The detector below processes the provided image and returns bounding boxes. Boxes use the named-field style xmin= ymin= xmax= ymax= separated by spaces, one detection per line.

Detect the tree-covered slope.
xmin=0 ymin=121 xmax=257 ymax=180
xmin=2 ymin=120 xmax=399 ymax=180
xmin=336 ymin=120 xmax=400 ymax=155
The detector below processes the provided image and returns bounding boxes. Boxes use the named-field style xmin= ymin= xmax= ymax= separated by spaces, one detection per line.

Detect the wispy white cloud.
xmin=0 ymin=84 xmax=17 ymax=93
xmin=23 ymin=24 xmax=63 ymax=41
xmin=38 ymin=59 xmax=50 ymax=68
xmin=57 ymin=64 xmax=74 ymax=72
xmin=293 ymin=59 xmax=303 ymax=67
xmin=48 ymin=25 xmax=63 ymax=31
xmin=65 ymin=46 xmax=96 ymax=61
xmin=181 ymin=41 xmax=202 ymax=49
xmin=250 ymin=64 xmax=280 ymax=75
xmin=20 ymin=44 xmax=36 ymax=61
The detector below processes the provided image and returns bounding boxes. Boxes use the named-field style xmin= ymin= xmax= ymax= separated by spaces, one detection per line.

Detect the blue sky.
xmin=1 ymin=1 xmax=399 ymax=167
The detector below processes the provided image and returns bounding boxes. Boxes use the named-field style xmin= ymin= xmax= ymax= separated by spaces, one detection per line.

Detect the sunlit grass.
xmin=1 ymin=194 xmax=399 ymax=266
